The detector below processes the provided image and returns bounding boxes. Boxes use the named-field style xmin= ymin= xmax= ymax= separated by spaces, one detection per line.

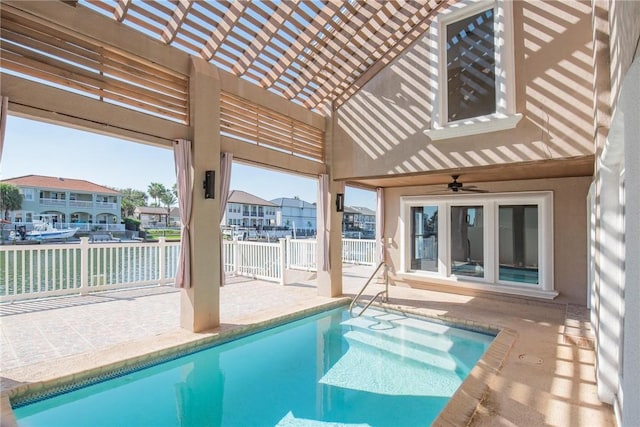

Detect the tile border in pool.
xmin=3 ymin=298 xmax=516 ymax=427
xmin=4 ymin=298 xmax=351 ymax=408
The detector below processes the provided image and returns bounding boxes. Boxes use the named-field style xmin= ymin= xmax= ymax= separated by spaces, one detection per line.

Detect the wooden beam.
xmin=259 ymin=0 xmax=342 ymax=89
xmin=114 ymin=0 xmax=131 ymax=23
xmin=232 ymin=1 xmax=298 ymax=76
xmin=2 ymin=73 xmax=188 ymax=147
xmin=2 ymin=1 xmax=190 ymax=75
xmin=161 ymin=0 xmax=193 ymax=45
xmin=199 ymin=1 xmax=248 ymax=61
xmin=334 ymin=0 xmax=447 ymax=109
xmin=221 ymin=136 xmax=326 ymax=178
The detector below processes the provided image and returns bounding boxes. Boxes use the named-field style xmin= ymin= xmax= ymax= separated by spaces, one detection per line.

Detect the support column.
xmin=317 ymin=179 xmax=344 ymax=297
xmin=180 ymin=57 xmax=221 ymax=332
xmin=317 ymin=111 xmax=343 ymax=297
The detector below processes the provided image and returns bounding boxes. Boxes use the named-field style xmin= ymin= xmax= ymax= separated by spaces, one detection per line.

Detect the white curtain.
xmin=0 ymin=96 xmax=8 ymax=165
xmin=376 ymin=187 xmax=385 ymax=263
xmin=173 ymin=139 xmax=193 ymax=289
xmin=318 ymin=174 xmax=330 ymax=271
xmin=219 ymin=152 xmax=233 ymax=286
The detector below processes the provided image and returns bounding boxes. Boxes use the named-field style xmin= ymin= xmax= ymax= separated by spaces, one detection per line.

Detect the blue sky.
xmin=0 ymin=116 xmax=376 ymax=209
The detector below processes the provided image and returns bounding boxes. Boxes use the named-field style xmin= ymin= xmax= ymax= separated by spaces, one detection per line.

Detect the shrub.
xmin=124 ymin=217 xmax=141 ymax=231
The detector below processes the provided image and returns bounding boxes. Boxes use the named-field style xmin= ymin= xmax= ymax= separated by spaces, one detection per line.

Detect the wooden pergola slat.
xmin=13 ymin=0 xmax=451 ymax=113
xmin=161 ymin=0 xmax=193 ymax=45
xmin=199 ymin=1 xmax=248 ymax=61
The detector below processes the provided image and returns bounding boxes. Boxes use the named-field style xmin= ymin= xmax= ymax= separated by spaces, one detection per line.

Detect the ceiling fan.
xmin=446 ymin=175 xmax=488 ymax=193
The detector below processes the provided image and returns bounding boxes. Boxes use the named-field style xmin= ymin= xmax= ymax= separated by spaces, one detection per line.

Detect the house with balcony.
xmin=1 ymin=1 xmax=639 ymax=425
xmin=270 ymin=196 xmax=317 ymax=232
xmin=342 ymin=206 xmax=376 ymax=238
xmin=1 ymin=174 xmax=121 ymax=227
xmin=223 ymin=190 xmax=277 ymax=229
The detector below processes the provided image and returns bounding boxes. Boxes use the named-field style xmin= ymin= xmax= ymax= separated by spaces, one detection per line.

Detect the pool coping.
xmin=2 ymin=297 xmax=515 ymax=426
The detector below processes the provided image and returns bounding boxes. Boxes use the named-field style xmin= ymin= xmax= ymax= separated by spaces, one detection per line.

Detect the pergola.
xmin=1 ymin=0 xmax=451 ymax=331
xmin=80 ymin=0 xmax=445 ymax=112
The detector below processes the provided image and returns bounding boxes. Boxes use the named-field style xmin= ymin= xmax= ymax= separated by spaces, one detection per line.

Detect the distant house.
xmin=134 ymin=206 xmax=171 ymax=228
xmin=169 ymin=207 xmax=181 ymax=227
xmin=1 ymin=174 xmax=121 ymax=226
xmin=343 ymin=206 xmax=376 ymax=235
xmin=270 ymin=197 xmax=316 ymax=231
xmin=223 ymin=190 xmax=277 ymax=228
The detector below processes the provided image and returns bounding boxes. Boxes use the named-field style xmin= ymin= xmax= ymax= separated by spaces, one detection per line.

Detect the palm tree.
xmin=0 ymin=183 xmax=22 ymax=221
xmin=160 ymin=190 xmax=177 ymax=227
xmin=119 ymin=188 xmax=148 ymax=217
xmin=148 ymin=183 xmax=166 ymax=206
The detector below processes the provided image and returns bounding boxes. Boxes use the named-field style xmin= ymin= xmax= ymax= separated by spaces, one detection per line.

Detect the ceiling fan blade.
xmin=461 ymin=187 xmax=489 ymax=193
xmin=422 ymin=188 xmax=452 ymax=194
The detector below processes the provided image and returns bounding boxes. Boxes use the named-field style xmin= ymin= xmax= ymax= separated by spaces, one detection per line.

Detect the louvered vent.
xmin=220 ymin=92 xmax=324 ymax=162
xmin=0 ymin=9 xmax=189 ymax=124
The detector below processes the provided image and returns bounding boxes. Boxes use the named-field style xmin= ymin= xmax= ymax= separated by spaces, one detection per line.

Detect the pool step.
xmin=343 ymin=328 xmax=458 ymax=371
xmin=342 ymin=310 xmax=492 ymax=372
xmin=343 ymin=321 xmax=459 ymax=363
xmin=342 ymin=313 xmax=462 ymax=353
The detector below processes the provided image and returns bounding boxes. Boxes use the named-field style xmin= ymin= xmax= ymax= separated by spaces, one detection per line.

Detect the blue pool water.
xmin=13 ymin=307 xmax=494 ymax=427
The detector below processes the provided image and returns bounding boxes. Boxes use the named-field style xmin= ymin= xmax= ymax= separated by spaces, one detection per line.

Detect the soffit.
xmin=342 ymin=156 xmax=595 ymax=189
xmin=79 ymin=0 xmax=447 ymax=112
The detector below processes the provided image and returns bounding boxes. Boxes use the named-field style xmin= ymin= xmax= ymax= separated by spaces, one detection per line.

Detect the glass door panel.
xmin=498 ymin=205 xmax=539 ymax=284
xmin=450 ymin=206 xmax=484 ymax=277
xmin=410 ymin=206 xmax=438 ymax=272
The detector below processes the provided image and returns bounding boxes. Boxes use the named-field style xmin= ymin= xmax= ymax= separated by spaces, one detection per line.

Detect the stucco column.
xmin=317 ymin=111 xmax=343 ymax=297
xmin=180 ymin=57 xmax=221 ymax=332
xmin=317 ymin=177 xmax=344 ymax=297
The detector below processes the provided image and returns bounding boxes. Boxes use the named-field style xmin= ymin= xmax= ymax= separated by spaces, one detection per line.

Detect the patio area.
xmin=0 ymin=264 xmax=613 ymax=426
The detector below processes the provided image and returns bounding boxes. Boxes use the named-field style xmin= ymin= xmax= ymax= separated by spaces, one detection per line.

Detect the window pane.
xmin=451 ymin=206 xmax=484 ymax=277
xmin=499 ymin=205 xmax=539 ymax=284
xmin=411 ymin=206 xmax=438 ymax=272
xmin=446 ymin=9 xmax=496 ymax=122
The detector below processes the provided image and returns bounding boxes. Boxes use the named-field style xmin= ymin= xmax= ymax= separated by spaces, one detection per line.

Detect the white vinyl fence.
xmin=0 ymin=238 xmax=180 ymax=302
xmin=224 ymin=239 xmax=286 ymax=284
xmin=286 ymin=238 xmax=317 ymax=271
xmin=1 ymin=237 xmax=376 ymax=302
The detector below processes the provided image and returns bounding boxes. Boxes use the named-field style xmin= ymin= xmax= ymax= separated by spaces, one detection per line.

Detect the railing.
xmin=69 ymin=200 xmax=93 ymax=208
xmin=39 ymin=198 xmax=67 ymax=207
xmin=349 ymin=261 xmax=388 ymax=318
xmin=95 ymin=201 xmax=118 ymax=210
xmin=0 ymin=238 xmax=180 ymax=302
xmin=1 ymin=237 xmax=376 ymax=302
xmin=223 ymin=238 xmax=285 ymax=284
xmin=286 ymin=238 xmax=317 ymax=270
xmin=342 ymin=238 xmax=376 ymax=265
xmin=36 ymin=198 xmax=117 ymax=210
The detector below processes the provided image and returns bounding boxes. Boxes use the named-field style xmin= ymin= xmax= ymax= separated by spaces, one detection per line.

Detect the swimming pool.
xmin=12 ymin=306 xmax=494 ymax=426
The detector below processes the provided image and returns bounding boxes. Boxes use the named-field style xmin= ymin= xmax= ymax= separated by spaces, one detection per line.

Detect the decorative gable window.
xmin=426 ymin=0 xmax=521 ymax=140
xmin=446 ymin=8 xmax=496 ymax=122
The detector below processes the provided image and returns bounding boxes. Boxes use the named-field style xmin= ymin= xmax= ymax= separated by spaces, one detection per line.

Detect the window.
xmin=21 ymin=189 xmax=34 ymax=201
xmin=426 ymin=0 xmax=520 ymax=140
xmin=401 ymin=192 xmax=554 ymax=298
xmin=446 ymin=9 xmax=496 ymax=122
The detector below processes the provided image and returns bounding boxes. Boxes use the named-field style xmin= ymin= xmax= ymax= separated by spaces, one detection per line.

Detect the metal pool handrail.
xmin=349 ymin=261 xmax=388 ymax=317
